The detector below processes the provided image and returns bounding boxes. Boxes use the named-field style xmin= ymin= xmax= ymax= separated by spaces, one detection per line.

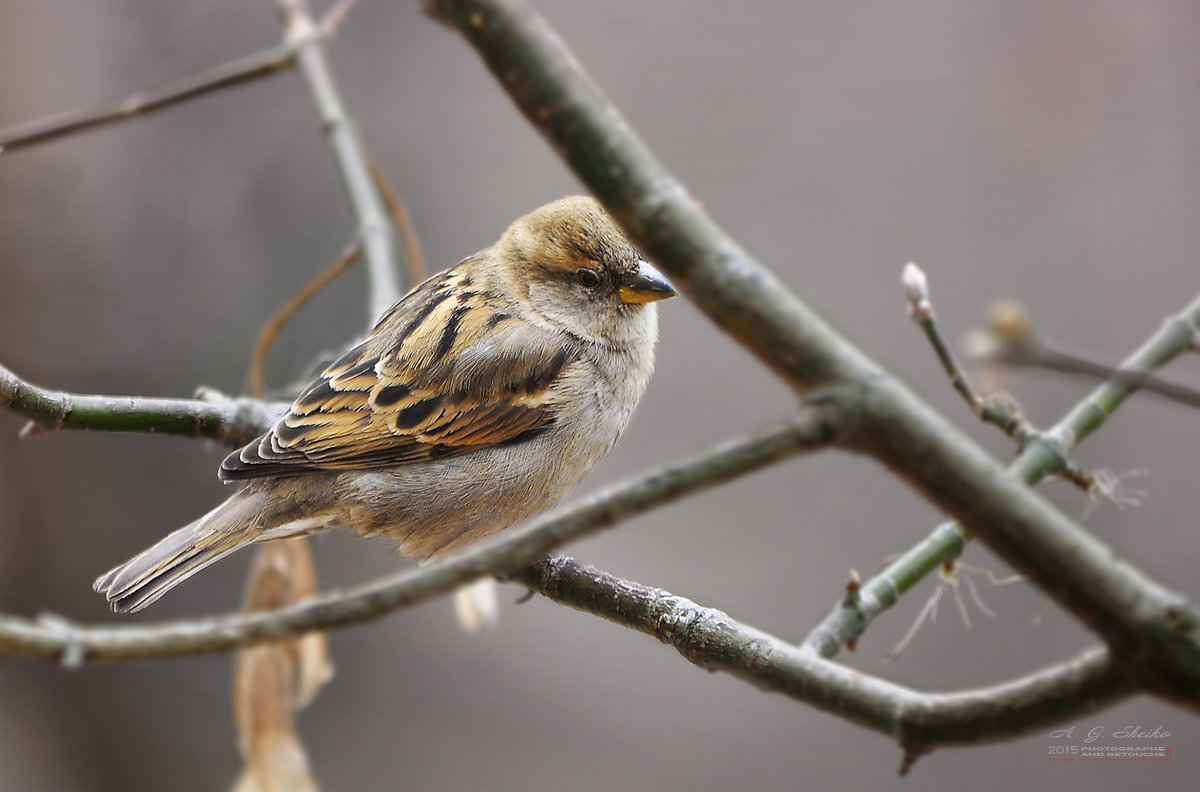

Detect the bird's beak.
xmin=619 ymin=261 xmax=677 ymax=304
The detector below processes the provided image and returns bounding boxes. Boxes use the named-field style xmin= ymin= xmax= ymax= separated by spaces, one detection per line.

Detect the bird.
xmin=93 ymin=196 xmax=675 ymax=613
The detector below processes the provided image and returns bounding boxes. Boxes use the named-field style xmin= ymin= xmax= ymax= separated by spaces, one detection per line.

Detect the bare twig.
xmin=318 ymin=0 xmax=359 ymax=37
xmin=0 ymin=0 xmax=360 ymax=155
xmin=970 ymin=300 xmax=1200 ymax=409
xmin=902 ymin=264 xmax=1036 ymax=443
xmin=0 ymin=405 xmax=840 ymax=662
xmin=1010 ymin=341 xmax=1200 ymax=410
xmin=278 ymin=0 xmax=402 ymax=320
xmin=368 ymin=157 xmax=428 ymax=286
xmin=0 ymin=362 xmax=274 ymax=448
xmin=904 ymin=265 xmax=1092 ymax=492
xmin=0 ymin=46 xmax=295 ymax=154
xmin=243 ymin=241 xmax=362 ymax=398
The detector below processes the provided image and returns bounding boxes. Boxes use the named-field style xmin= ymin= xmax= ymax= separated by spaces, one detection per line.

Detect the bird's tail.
xmin=93 ymin=488 xmax=269 ymax=613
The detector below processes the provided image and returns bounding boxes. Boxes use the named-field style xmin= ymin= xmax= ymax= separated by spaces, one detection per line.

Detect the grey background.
xmin=2 ymin=1 xmax=1198 ymax=790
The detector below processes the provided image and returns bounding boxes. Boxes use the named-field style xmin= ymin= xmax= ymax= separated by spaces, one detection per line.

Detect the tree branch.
xmin=0 ymin=363 xmax=276 ymax=448
xmin=0 ymin=405 xmax=840 ymax=662
xmin=972 ymin=301 xmax=1200 ymax=409
xmin=514 ymin=556 xmax=1135 ymax=752
xmin=426 ymin=0 xmax=1200 ymax=709
xmin=0 ymin=46 xmax=295 ymax=154
xmin=0 ymin=2 xmax=356 ymax=154
xmin=902 ymin=263 xmax=1036 ymax=443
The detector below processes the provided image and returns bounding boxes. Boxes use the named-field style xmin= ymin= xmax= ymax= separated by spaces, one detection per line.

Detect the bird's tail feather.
xmin=93 ymin=488 xmax=268 ymax=613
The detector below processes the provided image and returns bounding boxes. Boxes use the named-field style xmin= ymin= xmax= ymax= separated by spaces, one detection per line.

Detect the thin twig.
xmin=970 ymin=300 xmax=1200 ymax=409
xmin=1019 ymin=343 xmax=1200 ymax=410
xmin=0 ymin=0 xmax=358 ymax=154
xmin=902 ymin=263 xmax=1036 ymax=442
xmin=318 ymin=0 xmax=359 ymax=37
xmin=0 ymin=46 xmax=295 ymax=154
xmin=368 ymin=157 xmax=427 ymax=285
xmin=904 ymin=264 xmax=1092 ymax=492
xmin=0 ymin=405 xmax=840 ymax=662
xmin=0 ymin=362 xmax=274 ymax=448
xmin=278 ymin=0 xmax=402 ymax=321
xmin=243 ymin=241 xmax=362 ymax=398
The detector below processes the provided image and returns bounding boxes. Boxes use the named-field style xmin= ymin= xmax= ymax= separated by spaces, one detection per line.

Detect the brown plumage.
xmin=94 ymin=196 xmax=675 ymax=613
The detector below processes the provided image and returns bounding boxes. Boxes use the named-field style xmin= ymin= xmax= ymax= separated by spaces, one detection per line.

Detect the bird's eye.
xmin=576 ymin=268 xmax=600 ymax=288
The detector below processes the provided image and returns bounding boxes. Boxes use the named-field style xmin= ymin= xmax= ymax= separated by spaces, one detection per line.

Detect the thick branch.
xmin=426 ymin=0 xmax=870 ymax=394
xmin=0 ymin=406 xmax=839 ymax=662
xmin=514 ymin=557 xmax=1135 ymax=748
xmin=427 ymin=0 xmax=1200 ymax=709
xmin=0 ymin=363 xmax=275 ymax=449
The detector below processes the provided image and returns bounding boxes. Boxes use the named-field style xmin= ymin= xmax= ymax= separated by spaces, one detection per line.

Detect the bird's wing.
xmin=220 ymin=271 xmax=581 ymax=480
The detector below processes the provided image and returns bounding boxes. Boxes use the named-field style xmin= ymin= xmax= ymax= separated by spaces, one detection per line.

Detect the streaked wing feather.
xmin=221 ymin=268 xmax=580 ymax=480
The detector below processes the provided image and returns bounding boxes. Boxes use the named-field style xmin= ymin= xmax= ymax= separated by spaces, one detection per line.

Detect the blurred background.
xmin=2 ymin=1 xmax=1198 ymax=790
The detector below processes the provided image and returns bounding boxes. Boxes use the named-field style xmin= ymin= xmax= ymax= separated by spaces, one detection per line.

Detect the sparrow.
xmin=94 ymin=196 xmax=675 ymax=613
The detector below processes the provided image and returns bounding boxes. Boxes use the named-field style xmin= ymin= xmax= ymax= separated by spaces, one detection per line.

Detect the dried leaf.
xmin=232 ymin=538 xmax=332 ymax=792
xmin=231 ymin=729 xmax=319 ymax=792
xmin=454 ymin=578 xmax=500 ymax=633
